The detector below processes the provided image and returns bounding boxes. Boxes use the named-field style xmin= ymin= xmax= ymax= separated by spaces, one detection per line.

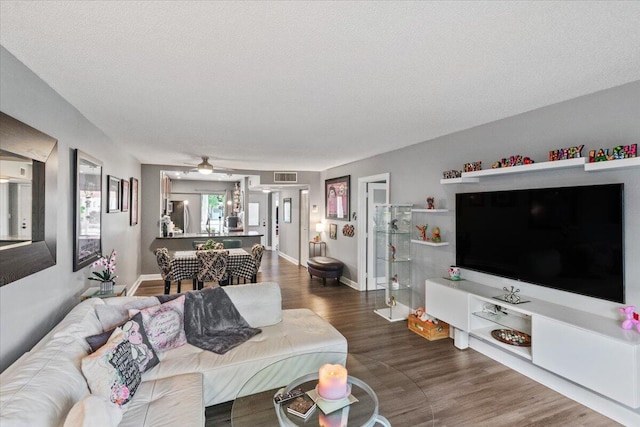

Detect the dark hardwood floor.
xmin=136 ymin=251 xmax=617 ymax=426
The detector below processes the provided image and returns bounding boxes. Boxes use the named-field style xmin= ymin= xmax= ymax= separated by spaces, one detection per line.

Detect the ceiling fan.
xmin=184 ymin=156 xmax=235 ymax=175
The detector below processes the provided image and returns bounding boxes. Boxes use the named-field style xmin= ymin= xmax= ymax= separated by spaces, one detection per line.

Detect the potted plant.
xmin=89 ymin=249 xmax=118 ymax=293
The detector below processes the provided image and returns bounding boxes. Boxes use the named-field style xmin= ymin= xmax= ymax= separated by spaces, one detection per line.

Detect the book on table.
xmin=287 ymin=395 xmax=317 ymax=419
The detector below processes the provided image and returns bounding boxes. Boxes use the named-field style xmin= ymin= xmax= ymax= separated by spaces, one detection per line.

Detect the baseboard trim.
xmin=130 ymin=274 xmax=161 ymax=295
xmin=278 ymin=251 xmax=298 ymax=265
xmin=469 ymin=337 xmax=640 ymax=426
xmin=339 ymin=276 xmax=358 ymax=290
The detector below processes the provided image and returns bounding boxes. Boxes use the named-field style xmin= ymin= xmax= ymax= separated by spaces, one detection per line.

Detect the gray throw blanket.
xmin=158 ymin=287 xmax=261 ymax=354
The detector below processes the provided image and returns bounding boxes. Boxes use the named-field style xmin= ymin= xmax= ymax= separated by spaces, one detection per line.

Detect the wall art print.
xmin=325 ymin=175 xmax=350 ymax=221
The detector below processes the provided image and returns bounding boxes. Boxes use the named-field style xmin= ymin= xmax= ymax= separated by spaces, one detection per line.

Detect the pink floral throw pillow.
xmin=81 ymin=328 xmax=141 ymax=408
xmin=133 ymin=295 xmax=187 ymax=353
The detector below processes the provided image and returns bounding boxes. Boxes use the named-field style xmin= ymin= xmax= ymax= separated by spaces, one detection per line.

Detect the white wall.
xmin=323 ymin=81 xmax=640 ymax=318
xmin=0 ymin=46 xmax=141 ymax=371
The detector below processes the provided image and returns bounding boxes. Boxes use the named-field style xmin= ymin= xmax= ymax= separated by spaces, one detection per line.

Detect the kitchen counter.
xmin=154 ymin=231 xmax=263 ymax=251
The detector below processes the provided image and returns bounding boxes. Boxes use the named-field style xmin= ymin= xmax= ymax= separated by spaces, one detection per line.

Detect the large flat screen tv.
xmin=456 ymin=183 xmax=624 ymax=303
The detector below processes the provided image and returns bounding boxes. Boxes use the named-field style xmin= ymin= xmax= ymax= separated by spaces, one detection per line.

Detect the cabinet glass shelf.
xmin=471 ymin=311 xmax=531 ymax=335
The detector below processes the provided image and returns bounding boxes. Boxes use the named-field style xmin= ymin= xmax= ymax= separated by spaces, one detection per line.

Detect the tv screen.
xmin=456 ymin=184 xmax=624 ymax=303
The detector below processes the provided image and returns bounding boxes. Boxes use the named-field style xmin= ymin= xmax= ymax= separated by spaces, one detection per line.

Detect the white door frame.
xmin=357 ymin=173 xmax=390 ymax=291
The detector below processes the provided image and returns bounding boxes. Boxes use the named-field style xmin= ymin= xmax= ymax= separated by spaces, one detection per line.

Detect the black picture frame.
xmin=130 ymin=177 xmax=139 ymax=226
xmin=73 ymin=149 xmax=102 ymax=271
xmin=283 ymin=198 xmax=292 ymax=223
xmin=121 ymin=179 xmax=130 ymax=212
xmin=107 ymin=175 xmax=121 ymax=213
xmin=325 ymin=175 xmax=350 ymax=221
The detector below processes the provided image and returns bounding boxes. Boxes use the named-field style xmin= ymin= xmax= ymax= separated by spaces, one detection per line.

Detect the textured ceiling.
xmin=1 ymin=1 xmax=639 ymax=172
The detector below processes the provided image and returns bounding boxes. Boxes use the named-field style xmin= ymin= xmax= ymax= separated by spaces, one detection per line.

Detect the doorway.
xmin=357 ymin=173 xmax=390 ymax=291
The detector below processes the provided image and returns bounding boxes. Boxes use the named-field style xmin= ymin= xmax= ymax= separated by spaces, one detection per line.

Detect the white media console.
xmin=424 ymin=277 xmax=640 ymax=425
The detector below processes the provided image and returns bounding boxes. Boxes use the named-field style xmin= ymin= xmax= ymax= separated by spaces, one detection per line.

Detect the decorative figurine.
xmin=426 ymin=197 xmax=435 ymax=210
xmin=390 ymin=218 xmax=399 ymax=232
xmin=502 ymin=286 xmax=521 ymax=304
xmin=391 ymin=274 xmax=399 ymax=289
xmin=416 ymin=224 xmax=428 ymax=241
xmin=431 ymin=226 xmax=441 ymax=243
xmin=619 ymin=306 xmax=640 ymax=331
xmin=388 ymin=244 xmax=396 ymax=261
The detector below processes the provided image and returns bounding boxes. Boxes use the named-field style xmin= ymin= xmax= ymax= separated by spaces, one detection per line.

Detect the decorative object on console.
xmin=160 ymin=214 xmax=171 ymax=237
xmin=416 ymin=224 xmax=428 ymax=241
xmin=490 ymin=155 xmax=534 ymax=169
xmin=431 ymin=227 xmax=441 ymax=243
xmin=426 ymin=196 xmax=435 ymax=209
xmin=589 ymin=143 xmax=637 ymax=163
xmin=88 ymin=249 xmax=117 ymax=293
xmin=492 ymin=285 xmax=531 ymax=305
xmin=491 ymin=329 xmax=531 ymax=347
xmin=342 ymin=224 xmax=354 ymax=237
xmin=463 ymin=161 xmax=482 ymax=172
xmin=549 ymin=145 xmax=584 ymax=161
xmin=388 ymin=244 xmax=396 ymax=261
xmin=619 ymin=306 xmax=640 ymax=332
xmin=448 ymin=266 xmax=460 ymax=280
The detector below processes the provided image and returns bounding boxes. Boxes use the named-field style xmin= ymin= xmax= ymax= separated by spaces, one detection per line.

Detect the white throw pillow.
xmin=81 ymin=328 xmax=141 ymax=408
xmin=63 ymin=395 xmax=123 ymax=427
xmin=95 ymin=297 xmax=160 ymax=331
xmin=130 ymin=295 xmax=187 ymax=353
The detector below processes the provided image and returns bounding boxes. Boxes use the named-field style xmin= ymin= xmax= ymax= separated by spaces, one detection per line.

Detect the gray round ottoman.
xmin=307 ymin=256 xmax=344 ymax=286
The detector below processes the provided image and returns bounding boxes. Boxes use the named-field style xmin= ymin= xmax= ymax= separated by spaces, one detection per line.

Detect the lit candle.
xmin=317 ymin=364 xmax=348 ymax=400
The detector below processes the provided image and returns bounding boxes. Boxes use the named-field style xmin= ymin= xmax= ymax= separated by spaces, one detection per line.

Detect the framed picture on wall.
xmin=130 ymin=177 xmax=139 ymax=226
xmin=121 ymin=179 xmax=130 ymax=212
xmin=73 ymin=149 xmax=103 ymax=271
xmin=325 ymin=175 xmax=350 ymax=221
xmin=107 ymin=175 xmax=121 ymax=213
xmin=329 ymin=223 xmax=337 ymax=240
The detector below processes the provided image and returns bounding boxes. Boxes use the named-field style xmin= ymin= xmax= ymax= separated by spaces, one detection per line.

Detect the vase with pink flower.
xmin=89 ymin=249 xmax=118 ymax=293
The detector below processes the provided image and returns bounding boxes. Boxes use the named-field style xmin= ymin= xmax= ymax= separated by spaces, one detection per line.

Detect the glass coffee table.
xmin=231 ymin=353 xmax=433 ymax=426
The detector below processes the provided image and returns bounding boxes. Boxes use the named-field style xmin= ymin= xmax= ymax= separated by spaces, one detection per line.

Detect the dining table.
xmin=170 ymin=248 xmax=256 ymax=286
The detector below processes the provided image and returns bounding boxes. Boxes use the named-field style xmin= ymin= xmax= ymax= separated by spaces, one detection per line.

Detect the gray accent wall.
xmin=0 ymin=46 xmax=142 ymax=371
xmin=323 ymin=81 xmax=640 ymax=316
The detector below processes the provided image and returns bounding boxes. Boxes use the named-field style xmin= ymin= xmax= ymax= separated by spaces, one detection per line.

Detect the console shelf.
xmin=411 ymin=239 xmax=449 ymax=246
xmin=584 ymin=157 xmax=640 ymax=171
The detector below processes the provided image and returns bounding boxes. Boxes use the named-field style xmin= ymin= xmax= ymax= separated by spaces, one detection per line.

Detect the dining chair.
xmin=153 ymin=248 xmax=182 ymax=294
xmin=249 ymin=244 xmax=266 ymax=283
xmin=195 ymin=249 xmax=229 ymax=289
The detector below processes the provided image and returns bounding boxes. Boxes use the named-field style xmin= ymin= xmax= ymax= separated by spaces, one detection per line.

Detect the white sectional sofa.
xmin=0 ymin=282 xmax=348 ymax=426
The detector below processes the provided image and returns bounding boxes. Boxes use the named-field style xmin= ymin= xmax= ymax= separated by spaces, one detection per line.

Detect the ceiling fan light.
xmin=197 ymin=156 xmax=214 ymax=174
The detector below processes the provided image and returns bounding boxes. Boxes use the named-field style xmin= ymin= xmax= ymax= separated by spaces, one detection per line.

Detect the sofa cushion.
xmin=133 ymin=295 xmax=187 ymax=353
xmin=119 ymin=373 xmax=204 ymax=427
xmin=121 ymin=313 xmax=160 ymax=373
xmin=81 ymin=329 xmax=141 ymax=407
xmin=95 ymin=297 xmax=160 ymax=331
xmin=224 ymin=282 xmax=282 ymax=327
xmin=63 ymin=395 xmax=123 ymax=427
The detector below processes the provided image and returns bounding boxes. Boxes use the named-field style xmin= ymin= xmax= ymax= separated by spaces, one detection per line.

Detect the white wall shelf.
xmin=584 ymin=157 xmax=640 ymax=171
xmin=463 ymin=157 xmax=586 ymax=179
xmin=411 ymin=208 xmax=449 ymax=213
xmin=411 ymin=239 xmax=449 ymax=247
xmin=440 ymin=177 xmax=479 ymax=185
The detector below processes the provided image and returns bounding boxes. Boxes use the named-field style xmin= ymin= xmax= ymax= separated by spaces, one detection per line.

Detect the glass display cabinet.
xmin=373 ymin=204 xmax=413 ymax=322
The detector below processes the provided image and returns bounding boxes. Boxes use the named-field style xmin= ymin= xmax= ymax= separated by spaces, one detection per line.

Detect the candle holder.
xmin=317 ymin=364 xmax=349 ymax=401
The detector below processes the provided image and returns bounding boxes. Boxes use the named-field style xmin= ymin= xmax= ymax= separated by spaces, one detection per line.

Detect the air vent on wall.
xmin=274 ymin=172 xmax=297 ymax=183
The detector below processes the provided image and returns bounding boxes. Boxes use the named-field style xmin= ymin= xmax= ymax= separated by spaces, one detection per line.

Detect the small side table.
xmin=80 ymin=285 xmax=127 ymax=301
xmin=309 ymin=241 xmax=326 ymax=257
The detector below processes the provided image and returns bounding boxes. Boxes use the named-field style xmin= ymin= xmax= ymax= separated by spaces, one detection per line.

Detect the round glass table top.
xmin=231 ymin=352 xmax=434 ymax=426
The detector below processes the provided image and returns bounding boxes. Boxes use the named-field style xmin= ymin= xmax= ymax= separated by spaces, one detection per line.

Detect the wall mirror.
xmin=0 ymin=112 xmax=57 ymax=286
xmin=73 ymin=149 xmax=103 ymax=271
